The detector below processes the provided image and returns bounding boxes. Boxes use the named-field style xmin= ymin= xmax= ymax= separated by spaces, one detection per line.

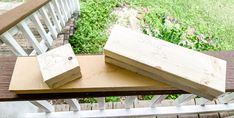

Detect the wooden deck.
xmin=51 ymin=99 xmax=234 ymax=118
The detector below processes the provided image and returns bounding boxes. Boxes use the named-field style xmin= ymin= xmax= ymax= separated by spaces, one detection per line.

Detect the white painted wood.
xmin=52 ymin=0 xmax=65 ymax=27
xmin=17 ymin=21 xmax=46 ymax=54
xmin=46 ymin=3 xmax=62 ymax=32
xmin=9 ymin=27 xmax=19 ymax=36
xmin=30 ymin=13 xmax=53 ymax=47
xmin=1 ymin=32 xmax=28 ymax=56
xmin=71 ymin=0 xmax=76 ymax=13
xmin=0 ymin=39 xmax=3 ymax=45
xmin=0 ymin=101 xmax=37 ymax=118
xmin=39 ymin=7 xmax=58 ymax=40
xmin=57 ymin=0 xmax=68 ymax=22
xmin=30 ymin=100 xmax=54 ymax=113
xmin=217 ymin=92 xmax=234 ymax=104
xmin=125 ymin=96 xmax=137 ymax=109
xmin=74 ymin=0 xmax=80 ymax=14
xmin=150 ymin=95 xmax=167 ymax=108
xmin=30 ymin=40 xmax=49 ymax=56
xmin=67 ymin=0 xmax=73 ymax=13
xmin=97 ymin=97 xmax=105 ymax=110
xmin=37 ymin=44 xmax=81 ymax=88
xmin=195 ymin=98 xmax=210 ymax=106
xmin=67 ymin=0 xmax=74 ymax=15
xmin=104 ymin=25 xmax=226 ymax=100
xmin=63 ymin=0 xmax=71 ymax=18
xmin=174 ymin=94 xmax=196 ymax=106
xmin=24 ymin=103 xmax=234 ymax=118
xmin=65 ymin=99 xmax=80 ymax=111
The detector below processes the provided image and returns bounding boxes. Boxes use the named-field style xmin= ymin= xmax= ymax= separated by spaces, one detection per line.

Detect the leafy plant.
xmin=70 ymin=0 xmax=119 ymax=54
xmin=142 ymin=11 xmax=221 ymax=51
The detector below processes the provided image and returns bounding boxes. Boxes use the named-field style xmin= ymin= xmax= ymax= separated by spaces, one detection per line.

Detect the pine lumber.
xmin=37 ymin=44 xmax=81 ymax=88
xmin=104 ymin=25 xmax=227 ymax=100
xmin=9 ymin=55 xmax=170 ymax=94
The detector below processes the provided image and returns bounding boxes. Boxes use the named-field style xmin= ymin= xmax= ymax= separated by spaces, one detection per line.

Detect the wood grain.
xmin=104 ymin=25 xmax=226 ymax=100
xmin=0 ymin=51 xmax=233 ymax=101
xmin=37 ymin=44 xmax=81 ymax=88
xmin=0 ymin=0 xmax=50 ymax=35
xmin=9 ymin=55 xmax=171 ymax=93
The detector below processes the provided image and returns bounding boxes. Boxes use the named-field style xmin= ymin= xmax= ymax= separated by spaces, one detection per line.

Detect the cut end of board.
xmin=37 ymin=44 xmax=82 ymax=88
xmin=104 ymin=25 xmax=227 ymax=100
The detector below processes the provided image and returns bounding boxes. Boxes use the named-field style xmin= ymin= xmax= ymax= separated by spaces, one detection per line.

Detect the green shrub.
xmin=70 ymin=0 xmax=119 ymax=54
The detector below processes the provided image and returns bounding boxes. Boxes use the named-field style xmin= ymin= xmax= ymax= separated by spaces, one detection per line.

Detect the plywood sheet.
xmin=104 ymin=25 xmax=227 ymax=100
xmin=9 ymin=55 xmax=174 ymax=94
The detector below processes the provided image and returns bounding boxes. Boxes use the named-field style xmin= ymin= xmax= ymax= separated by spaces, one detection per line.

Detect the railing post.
xmin=46 ymin=3 xmax=62 ymax=32
xmin=65 ymin=99 xmax=81 ymax=111
xmin=1 ymin=32 xmax=28 ymax=56
xmin=63 ymin=0 xmax=72 ymax=18
xmin=125 ymin=96 xmax=137 ymax=109
xmin=174 ymin=94 xmax=196 ymax=106
xmin=51 ymin=0 xmax=66 ymax=27
xmin=57 ymin=0 xmax=68 ymax=22
xmin=150 ymin=95 xmax=167 ymax=108
xmin=97 ymin=97 xmax=105 ymax=110
xmin=39 ymin=7 xmax=58 ymax=40
xmin=17 ymin=21 xmax=46 ymax=54
xmin=30 ymin=100 xmax=54 ymax=113
xmin=30 ymin=12 xmax=53 ymax=47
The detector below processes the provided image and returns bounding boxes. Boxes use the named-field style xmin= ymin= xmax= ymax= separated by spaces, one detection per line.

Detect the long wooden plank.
xmin=0 ymin=0 xmax=51 ymax=35
xmin=0 ymin=51 xmax=233 ymax=101
xmin=9 ymin=55 xmax=170 ymax=94
xmin=104 ymin=25 xmax=226 ymax=100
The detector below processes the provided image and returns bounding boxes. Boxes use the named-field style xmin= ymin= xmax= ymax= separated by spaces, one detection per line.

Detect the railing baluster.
xmin=71 ymin=0 xmax=76 ymax=13
xmin=46 ymin=3 xmax=62 ymax=32
xmin=52 ymin=0 xmax=66 ymax=27
xmin=125 ymin=96 xmax=137 ymax=109
xmin=195 ymin=98 xmax=210 ymax=106
xmin=150 ymin=95 xmax=167 ymax=108
xmin=74 ymin=0 xmax=80 ymax=14
xmin=217 ymin=92 xmax=234 ymax=104
xmin=65 ymin=99 xmax=80 ymax=111
xmin=1 ymin=31 xmax=28 ymax=56
xmin=30 ymin=13 xmax=53 ymax=47
xmin=69 ymin=0 xmax=74 ymax=15
xmin=18 ymin=21 xmax=46 ymax=54
xmin=67 ymin=0 xmax=73 ymax=14
xmin=30 ymin=100 xmax=54 ymax=113
xmin=39 ymin=7 xmax=58 ymax=40
xmin=63 ymin=0 xmax=72 ymax=18
xmin=97 ymin=97 xmax=105 ymax=110
xmin=57 ymin=0 xmax=68 ymax=22
xmin=174 ymin=94 xmax=196 ymax=106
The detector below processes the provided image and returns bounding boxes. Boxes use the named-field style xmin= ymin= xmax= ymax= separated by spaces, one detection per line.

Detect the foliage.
xmin=142 ymin=12 xmax=221 ymax=51
xmin=79 ymin=98 xmax=97 ymax=103
xmin=70 ymin=0 xmax=119 ymax=54
xmin=71 ymin=0 xmax=230 ymax=102
xmin=106 ymin=96 xmax=121 ymax=102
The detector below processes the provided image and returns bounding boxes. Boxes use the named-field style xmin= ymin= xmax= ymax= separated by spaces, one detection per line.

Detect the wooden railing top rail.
xmin=0 ymin=0 xmax=51 ymax=35
xmin=0 ymin=51 xmax=234 ymax=101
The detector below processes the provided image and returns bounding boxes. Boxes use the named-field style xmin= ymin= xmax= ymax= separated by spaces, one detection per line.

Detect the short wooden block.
xmin=104 ymin=25 xmax=227 ymax=100
xmin=37 ymin=44 xmax=81 ymax=88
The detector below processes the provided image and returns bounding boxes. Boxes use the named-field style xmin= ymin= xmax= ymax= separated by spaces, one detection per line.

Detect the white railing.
xmin=0 ymin=0 xmax=80 ymax=56
xmin=0 ymin=0 xmax=234 ymax=118
xmin=21 ymin=93 xmax=234 ymax=117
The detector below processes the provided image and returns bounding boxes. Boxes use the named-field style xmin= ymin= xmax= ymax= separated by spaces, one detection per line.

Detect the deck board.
xmin=0 ymin=51 xmax=234 ymax=101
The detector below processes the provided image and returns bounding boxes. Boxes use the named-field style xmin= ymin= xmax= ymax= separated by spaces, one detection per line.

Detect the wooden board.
xmin=37 ymin=44 xmax=81 ymax=88
xmin=104 ymin=25 xmax=227 ymax=100
xmin=9 ymin=55 xmax=173 ymax=94
xmin=0 ymin=0 xmax=51 ymax=35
